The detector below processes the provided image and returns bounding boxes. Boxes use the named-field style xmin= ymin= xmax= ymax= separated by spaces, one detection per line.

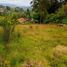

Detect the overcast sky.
xmin=0 ymin=0 xmax=32 ymax=6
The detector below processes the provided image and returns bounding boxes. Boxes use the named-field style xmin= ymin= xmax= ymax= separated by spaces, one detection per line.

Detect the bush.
xmin=63 ymin=17 xmax=67 ymax=24
xmin=0 ymin=16 xmax=18 ymax=44
xmin=45 ymin=14 xmax=63 ymax=23
xmin=31 ymin=12 xmax=40 ymax=23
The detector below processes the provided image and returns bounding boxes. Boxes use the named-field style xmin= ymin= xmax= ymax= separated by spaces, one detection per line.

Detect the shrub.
xmin=0 ymin=16 xmax=18 ymax=44
xmin=31 ymin=12 xmax=40 ymax=23
xmin=63 ymin=17 xmax=67 ymax=24
xmin=45 ymin=14 xmax=63 ymax=23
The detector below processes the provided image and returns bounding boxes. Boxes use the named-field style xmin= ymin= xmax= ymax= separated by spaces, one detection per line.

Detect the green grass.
xmin=0 ymin=24 xmax=67 ymax=67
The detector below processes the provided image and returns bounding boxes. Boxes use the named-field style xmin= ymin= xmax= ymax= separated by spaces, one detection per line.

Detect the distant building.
xmin=18 ymin=18 xmax=29 ymax=24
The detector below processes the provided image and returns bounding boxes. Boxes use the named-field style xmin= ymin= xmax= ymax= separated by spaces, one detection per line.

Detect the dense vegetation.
xmin=0 ymin=0 xmax=67 ymax=67
xmin=31 ymin=0 xmax=67 ymax=23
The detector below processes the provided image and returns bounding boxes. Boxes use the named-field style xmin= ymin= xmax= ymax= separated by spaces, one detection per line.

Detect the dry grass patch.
xmin=53 ymin=45 xmax=67 ymax=57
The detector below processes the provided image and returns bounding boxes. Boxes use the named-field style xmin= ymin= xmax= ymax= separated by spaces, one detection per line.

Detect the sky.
xmin=0 ymin=0 xmax=32 ymax=6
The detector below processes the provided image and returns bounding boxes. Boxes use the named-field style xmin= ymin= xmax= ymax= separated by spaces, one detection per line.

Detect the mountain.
xmin=0 ymin=3 xmax=16 ymax=7
xmin=0 ymin=3 xmax=32 ymax=10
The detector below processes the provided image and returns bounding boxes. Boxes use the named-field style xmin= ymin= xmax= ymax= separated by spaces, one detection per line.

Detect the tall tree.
xmin=48 ymin=0 xmax=63 ymax=13
xmin=65 ymin=0 xmax=67 ymax=2
xmin=31 ymin=0 xmax=65 ymax=22
xmin=31 ymin=0 xmax=49 ymax=23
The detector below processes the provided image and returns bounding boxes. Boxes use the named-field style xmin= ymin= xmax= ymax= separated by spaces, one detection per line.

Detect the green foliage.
xmin=31 ymin=0 xmax=49 ymax=23
xmin=63 ymin=17 xmax=67 ymax=24
xmin=32 ymin=11 xmax=40 ymax=23
xmin=26 ymin=9 xmax=31 ymax=19
xmin=45 ymin=5 xmax=65 ymax=23
xmin=45 ymin=14 xmax=62 ymax=23
xmin=0 ymin=16 xmax=18 ymax=43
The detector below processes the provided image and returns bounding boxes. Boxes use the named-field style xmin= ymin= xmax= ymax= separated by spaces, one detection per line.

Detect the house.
xmin=18 ymin=18 xmax=31 ymax=24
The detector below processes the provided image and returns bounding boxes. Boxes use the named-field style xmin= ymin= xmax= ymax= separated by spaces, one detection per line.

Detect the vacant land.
xmin=0 ymin=24 xmax=67 ymax=67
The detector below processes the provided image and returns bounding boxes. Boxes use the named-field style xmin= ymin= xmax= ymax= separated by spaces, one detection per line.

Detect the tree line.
xmin=31 ymin=0 xmax=67 ymax=23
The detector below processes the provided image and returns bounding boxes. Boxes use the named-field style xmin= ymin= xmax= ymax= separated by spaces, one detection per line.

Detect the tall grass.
xmin=0 ymin=24 xmax=67 ymax=67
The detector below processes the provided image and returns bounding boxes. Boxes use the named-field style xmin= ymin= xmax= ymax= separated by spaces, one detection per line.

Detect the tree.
xmin=47 ymin=0 xmax=65 ymax=13
xmin=64 ymin=3 xmax=67 ymax=16
xmin=31 ymin=0 xmax=49 ymax=23
xmin=65 ymin=0 xmax=67 ymax=2
xmin=6 ymin=6 xmax=11 ymax=11
xmin=26 ymin=9 xmax=31 ymax=19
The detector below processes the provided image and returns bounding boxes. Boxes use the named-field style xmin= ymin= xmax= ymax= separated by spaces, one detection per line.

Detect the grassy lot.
xmin=0 ymin=24 xmax=67 ymax=67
